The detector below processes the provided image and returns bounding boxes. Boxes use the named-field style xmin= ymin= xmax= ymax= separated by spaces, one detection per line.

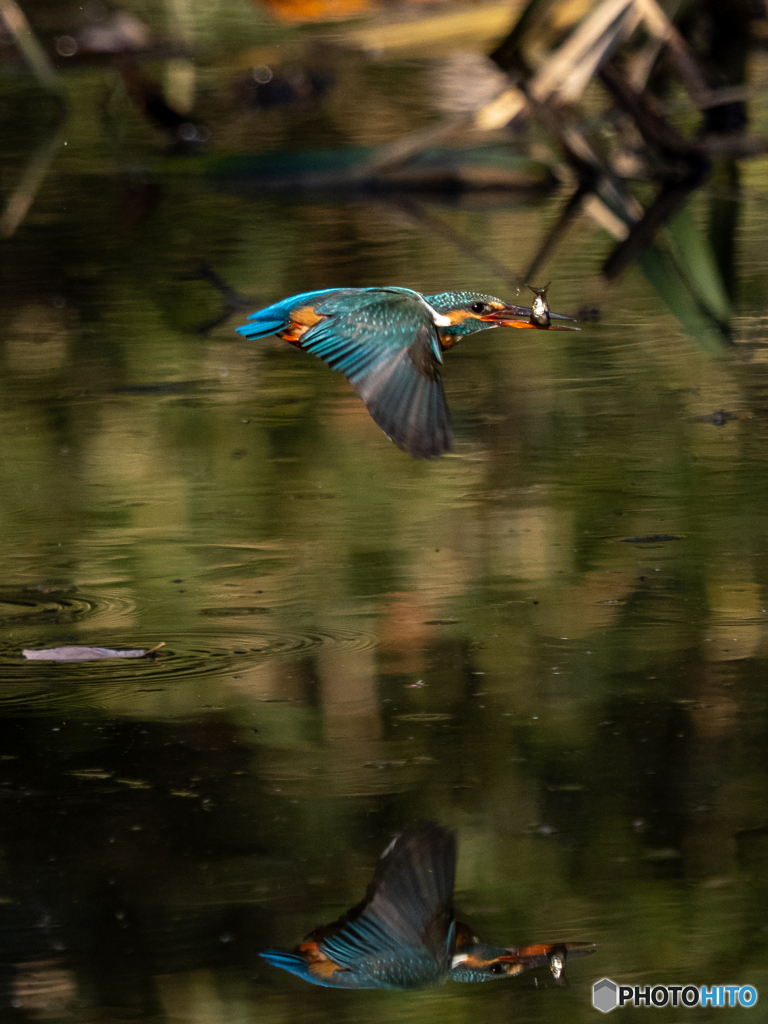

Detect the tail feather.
xmin=260 ymin=950 xmax=314 ymax=981
xmin=236 ymin=317 xmax=288 ymax=340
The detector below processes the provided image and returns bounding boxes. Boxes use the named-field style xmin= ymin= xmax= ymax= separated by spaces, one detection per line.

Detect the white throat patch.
xmin=418 ymin=295 xmax=452 ymax=327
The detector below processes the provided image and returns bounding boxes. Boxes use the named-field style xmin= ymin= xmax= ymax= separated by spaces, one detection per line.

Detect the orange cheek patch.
xmin=443 ymin=309 xmax=474 ymax=325
xmin=460 ymin=954 xmax=492 ymax=969
xmin=502 ymin=962 xmax=524 ymax=976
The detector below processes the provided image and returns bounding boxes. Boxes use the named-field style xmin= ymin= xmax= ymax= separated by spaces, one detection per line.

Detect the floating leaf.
xmin=22 ymin=643 xmax=165 ymax=662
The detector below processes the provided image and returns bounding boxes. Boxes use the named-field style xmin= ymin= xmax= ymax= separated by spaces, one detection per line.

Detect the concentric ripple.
xmin=0 ymin=587 xmax=135 ymax=627
xmin=0 ymin=624 xmax=378 ymax=713
xmin=0 ymin=588 xmax=95 ymax=626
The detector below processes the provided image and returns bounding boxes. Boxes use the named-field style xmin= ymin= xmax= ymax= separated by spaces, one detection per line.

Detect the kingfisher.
xmin=259 ymin=822 xmax=594 ymax=990
xmin=236 ymin=286 xmax=578 ymax=458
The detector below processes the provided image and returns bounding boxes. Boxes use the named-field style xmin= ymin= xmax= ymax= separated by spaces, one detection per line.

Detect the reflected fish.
xmin=260 ymin=822 xmax=594 ymax=989
xmin=236 ymin=286 xmax=578 ymax=458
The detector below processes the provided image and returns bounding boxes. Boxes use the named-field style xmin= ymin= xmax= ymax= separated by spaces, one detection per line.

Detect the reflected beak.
xmin=483 ymin=957 xmax=526 ymax=975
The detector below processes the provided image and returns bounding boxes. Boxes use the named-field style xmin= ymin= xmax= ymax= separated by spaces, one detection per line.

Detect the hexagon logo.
xmin=593 ymin=978 xmax=618 ymax=1013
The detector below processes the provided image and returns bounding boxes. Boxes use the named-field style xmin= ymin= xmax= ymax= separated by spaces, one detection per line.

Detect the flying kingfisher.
xmin=259 ymin=822 xmax=594 ymax=990
xmin=236 ymin=286 xmax=578 ymax=458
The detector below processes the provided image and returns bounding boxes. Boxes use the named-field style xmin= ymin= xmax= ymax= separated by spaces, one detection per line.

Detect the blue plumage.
xmin=259 ymin=951 xmax=319 ymax=984
xmin=260 ymin=822 xmax=456 ymax=989
xmin=237 ymin=286 xmax=578 ymax=458
xmin=259 ymin=823 xmax=594 ymax=990
xmin=237 ymin=288 xmax=352 ymax=340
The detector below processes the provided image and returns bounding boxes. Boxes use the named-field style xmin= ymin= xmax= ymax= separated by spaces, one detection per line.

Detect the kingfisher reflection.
xmin=261 ymin=822 xmax=594 ymax=989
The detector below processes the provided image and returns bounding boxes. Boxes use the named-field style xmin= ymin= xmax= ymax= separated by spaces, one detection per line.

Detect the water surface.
xmin=2 ymin=24 xmax=768 ymax=1022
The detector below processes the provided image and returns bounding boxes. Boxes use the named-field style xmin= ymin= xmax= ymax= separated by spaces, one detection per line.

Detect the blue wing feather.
xmin=236 ymin=287 xmax=424 ymax=342
xmin=259 ymin=951 xmax=342 ymax=988
xmin=236 ymin=288 xmax=358 ymax=341
xmin=299 ymin=296 xmax=450 ymax=458
xmin=237 ymin=288 xmax=452 ymax=457
xmin=310 ymin=823 xmax=456 ymax=967
xmin=260 ymin=824 xmax=457 ymax=989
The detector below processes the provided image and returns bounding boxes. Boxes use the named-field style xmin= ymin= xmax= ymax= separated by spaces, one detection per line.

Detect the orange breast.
xmin=308 ymin=958 xmax=343 ymax=978
xmin=299 ymin=941 xmax=342 ymax=977
xmin=280 ymin=305 xmax=324 ymax=345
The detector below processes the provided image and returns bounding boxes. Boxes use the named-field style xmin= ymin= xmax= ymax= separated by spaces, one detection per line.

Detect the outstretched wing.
xmin=298 ymin=290 xmax=452 ymax=459
xmin=304 ymin=822 xmax=456 ymax=970
xmin=259 ymin=950 xmax=332 ymax=986
xmin=237 ymin=288 xmax=452 ymax=457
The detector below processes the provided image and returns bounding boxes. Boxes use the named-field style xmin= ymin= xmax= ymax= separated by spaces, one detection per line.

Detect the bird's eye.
xmin=470 ymin=302 xmax=489 ymax=314
xmin=489 ymin=962 xmax=505 ymax=975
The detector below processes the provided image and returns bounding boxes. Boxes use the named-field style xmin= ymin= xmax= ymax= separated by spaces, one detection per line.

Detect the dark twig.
xmin=602 ymin=170 xmax=705 ymax=279
xmin=392 ymin=198 xmax=523 ymax=291
xmin=598 ymin=59 xmax=703 ymax=162
xmin=522 ymin=177 xmax=595 ymax=283
xmin=191 ymin=263 xmax=255 ymax=335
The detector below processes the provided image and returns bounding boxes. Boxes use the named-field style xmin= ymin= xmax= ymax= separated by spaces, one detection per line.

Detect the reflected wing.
xmin=299 ymin=291 xmax=452 ymax=458
xmin=259 ymin=950 xmax=338 ymax=987
xmin=305 ymin=822 xmax=457 ymax=969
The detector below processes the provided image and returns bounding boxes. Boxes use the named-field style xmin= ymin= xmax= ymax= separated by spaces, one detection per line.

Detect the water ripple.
xmin=0 ymin=625 xmax=378 ymax=712
xmin=0 ymin=587 xmax=135 ymax=627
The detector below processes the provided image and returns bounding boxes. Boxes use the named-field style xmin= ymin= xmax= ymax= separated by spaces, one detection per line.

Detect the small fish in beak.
xmin=527 ymin=282 xmax=552 ymax=328
xmin=484 ymin=291 xmax=580 ymax=331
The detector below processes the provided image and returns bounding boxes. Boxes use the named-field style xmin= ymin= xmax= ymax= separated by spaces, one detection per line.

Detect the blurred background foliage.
xmin=3 ymin=0 xmax=768 ymax=1020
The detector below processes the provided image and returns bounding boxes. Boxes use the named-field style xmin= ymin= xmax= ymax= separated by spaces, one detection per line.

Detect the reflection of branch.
xmin=192 ymin=263 xmax=254 ymax=335
xmin=698 ymin=134 xmax=768 ymax=159
xmin=0 ymin=120 xmax=67 ymax=239
xmin=599 ymin=60 xmax=701 ymax=161
xmin=113 ymin=56 xmax=206 ymax=146
xmin=350 ymin=116 xmax=471 ymax=180
xmin=522 ymin=178 xmax=594 ymax=283
xmin=0 ymin=0 xmax=63 ymax=96
xmin=390 ymin=198 xmax=522 ymax=291
xmin=602 ymin=172 xmax=703 ymax=279
xmin=0 ymin=0 xmax=68 ymax=238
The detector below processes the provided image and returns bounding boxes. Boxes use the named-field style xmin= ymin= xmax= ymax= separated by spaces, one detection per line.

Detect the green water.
xmin=3 ymin=16 xmax=768 ymax=1021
